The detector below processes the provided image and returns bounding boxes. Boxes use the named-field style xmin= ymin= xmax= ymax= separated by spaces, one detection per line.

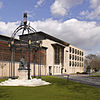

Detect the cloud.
xmin=34 ymin=0 xmax=44 ymax=8
xmin=0 ymin=21 xmax=20 ymax=37
xmin=0 ymin=18 xmax=100 ymax=54
xmin=50 ymin=0 xmax=83 ymax=16
xmin=80 ymin=10 xmax=89 ymax=16
xmin=0 ymin=1 xmax=3 ymax=8
xmin=80 ymin=0 xmax=100 ymax=20
xmin=24 ymin=11 xmax=35 ymax=18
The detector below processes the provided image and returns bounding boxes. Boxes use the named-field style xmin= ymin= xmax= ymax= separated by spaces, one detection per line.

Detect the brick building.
xmin=0 ymin=31 xmax=84 ymax=77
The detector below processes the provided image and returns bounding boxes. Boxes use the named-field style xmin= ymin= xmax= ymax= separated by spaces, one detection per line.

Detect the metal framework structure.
xmin=8 ymin=13 xmax=42 ymax=79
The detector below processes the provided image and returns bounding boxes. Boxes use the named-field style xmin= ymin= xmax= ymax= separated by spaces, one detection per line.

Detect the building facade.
xmin=0 ymin=31 xmax=84 ymax=77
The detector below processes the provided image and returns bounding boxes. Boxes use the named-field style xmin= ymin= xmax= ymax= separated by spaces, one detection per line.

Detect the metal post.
xmin=28 ymin=41 xmax=31 ymax=79
xmin=38 ymin=48 xmax=40 ymax=77
xmin=9 ymin=49 xmax=11 ymax=78
xmin=11 ymin=48 xmax=13 ymax=78
xmin=33 ymin=48 xmax=36 ymax=78
xmin=13 ymin=47 xmax=15 ymax=79
xmin=40 ymin=47 xmax=41 ymax=78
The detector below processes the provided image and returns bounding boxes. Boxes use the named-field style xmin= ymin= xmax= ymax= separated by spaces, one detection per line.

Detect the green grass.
xmin=90 ymin=72 xmax=100 ymax=77
xmin=90 ymin=75 xmax=100 ymax=77
xmin=0 ymin=76 xmax=100 ymax=100
xmin=0 ymin=78 xmax=8 ymax=83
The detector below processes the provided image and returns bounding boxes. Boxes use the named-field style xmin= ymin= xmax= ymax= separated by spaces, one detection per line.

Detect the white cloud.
xmin=34 ymin=0 xmax=44 ymax=8
xmin=24 ymin=11 xmax=35 ymax=18
xmin=0 ymin=18 xmax=100 ymax=54
xmin=50 ymin=0 xmax=83 ymax=16
xmin=80 ymin=0 xmax=100 ymax=20
xmin=0 ymin=21 xmax=20 ymax=37
xmin=0 ymin=1 xmax=3 ymax=8
xmin=80 ymin=10 xmax=89 ymax=16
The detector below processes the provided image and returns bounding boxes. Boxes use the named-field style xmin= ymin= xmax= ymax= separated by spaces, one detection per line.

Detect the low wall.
xmin=0 ymin=61 xmax=47 ymax=77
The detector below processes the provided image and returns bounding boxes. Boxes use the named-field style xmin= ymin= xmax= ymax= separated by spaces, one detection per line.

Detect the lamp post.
xmin=33 ymin=44 xmax=36 ymax=78
xmin=39 ymin=41 xmax=42 ymax=78
xmin=9 ymin=40 xmax=15 ymax=79
xmin=28 ymin=39 xmax=31 ymax=79
xmin=8 ymin=42 xmax=11 ymax=78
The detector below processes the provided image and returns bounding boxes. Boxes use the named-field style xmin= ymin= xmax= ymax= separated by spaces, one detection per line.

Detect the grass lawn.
xmin=0 ymin=76 xmax=100 ymax=100
xmin=90 ymin=72 xmax=100 ymax=77
xmin=90 ymin=75 xmax=100 ymax=77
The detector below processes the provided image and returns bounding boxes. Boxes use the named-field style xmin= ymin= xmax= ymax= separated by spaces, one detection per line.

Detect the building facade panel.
xmin=0 ymin=32 xmax=84 ymax=77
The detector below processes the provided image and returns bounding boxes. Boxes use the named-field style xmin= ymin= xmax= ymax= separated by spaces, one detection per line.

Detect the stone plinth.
xmin=18 ymin=69 xmax=28 ymax=80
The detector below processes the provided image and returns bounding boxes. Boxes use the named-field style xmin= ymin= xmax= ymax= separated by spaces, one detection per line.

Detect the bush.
xmin=76 ymin=72 xmax=81 ymax=74
xmin=81 ymin=72 xmax=88 ymax=74
xmin=76 ymin=72 xmax=88 ymax=74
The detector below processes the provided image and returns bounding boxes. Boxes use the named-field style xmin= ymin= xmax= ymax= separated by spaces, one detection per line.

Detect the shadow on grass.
xmin=0 ymin=88 xmax=10 ymax=98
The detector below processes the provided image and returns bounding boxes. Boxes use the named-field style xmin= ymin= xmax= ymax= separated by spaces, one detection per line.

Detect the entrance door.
xmin=49 ymin=66 xmax=52 ymax=75
xmin=61 ymin=68 xmax=63 ymax=74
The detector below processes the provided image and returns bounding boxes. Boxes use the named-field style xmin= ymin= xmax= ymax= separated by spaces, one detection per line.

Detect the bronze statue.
xmin=19 ymin=56 xmax=27 ymax=70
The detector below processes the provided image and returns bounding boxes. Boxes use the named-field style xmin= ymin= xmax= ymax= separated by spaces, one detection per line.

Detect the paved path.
xmin=54 ymin=74 xmax=100 ymax=88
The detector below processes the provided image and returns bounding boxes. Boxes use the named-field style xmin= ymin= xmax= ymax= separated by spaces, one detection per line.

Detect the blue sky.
xmin=0 ymin=0 xmax=99 ymax=22
xmin=0 ymin=0 xmax=100 ymax=55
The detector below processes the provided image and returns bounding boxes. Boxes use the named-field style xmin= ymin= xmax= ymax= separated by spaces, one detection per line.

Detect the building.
xmin=0 ymin=31 xmax=84 ymax=77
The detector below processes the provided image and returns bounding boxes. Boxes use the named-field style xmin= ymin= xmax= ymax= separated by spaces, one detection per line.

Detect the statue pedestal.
xmin=18 ymin=69 xmax=29 ymax=80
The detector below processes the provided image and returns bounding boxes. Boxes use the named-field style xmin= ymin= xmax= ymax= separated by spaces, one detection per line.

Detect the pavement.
xmin=54 ymin=74 xmax=100 ymax=88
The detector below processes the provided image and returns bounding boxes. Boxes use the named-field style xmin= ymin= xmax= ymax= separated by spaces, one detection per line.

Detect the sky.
xmin=0 ymin=0 xmax=100 ymax=55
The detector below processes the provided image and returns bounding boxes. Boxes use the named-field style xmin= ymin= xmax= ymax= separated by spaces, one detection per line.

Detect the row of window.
xmin=69 ymin=47 xmax=83 ymax=56
xmin=54 ymin=46 xmax=64 ymax=65
xmin=69 ymin=54 xmax=84 ymax=61
xmin=69 ymin=61 xmax=84 ymax=67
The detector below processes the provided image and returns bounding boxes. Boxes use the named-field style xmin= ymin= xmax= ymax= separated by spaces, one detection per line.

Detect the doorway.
xmin=49 ymin=66 xmax=52 ymax=75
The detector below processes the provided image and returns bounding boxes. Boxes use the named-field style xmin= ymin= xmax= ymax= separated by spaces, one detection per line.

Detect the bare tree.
xmin=85 ymin=54 xmax=100 ymax=72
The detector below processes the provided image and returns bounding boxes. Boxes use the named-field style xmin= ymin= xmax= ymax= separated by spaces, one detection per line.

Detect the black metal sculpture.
xmin=8 ymin=13 xmax=42 ymax=79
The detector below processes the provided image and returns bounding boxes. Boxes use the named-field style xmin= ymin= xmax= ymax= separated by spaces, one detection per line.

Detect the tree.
xmin=85 ymin=54 xmax=100 ymax=72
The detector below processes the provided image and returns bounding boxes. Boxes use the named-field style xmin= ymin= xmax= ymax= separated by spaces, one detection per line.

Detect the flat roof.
xmin=20 ymin=31 xmax=69 ymax=46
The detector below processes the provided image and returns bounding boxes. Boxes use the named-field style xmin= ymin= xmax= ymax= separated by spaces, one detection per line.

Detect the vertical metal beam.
xmin=33 ymin=48 xmax=36 ymax=78
xmin=38 ymin=48 xmax=40 ymax=77
xmin=11 ymin=48 xmax=13 ymax=78
xmin=39 ymin=47 xmax=41 ymax=78
xmin=13 ymin=48 xmax=15 ymax=79
xmin=28 ymin=41 xmax=31 ymax=79
xmin=9 ymin=49 xmax=11 ymax=78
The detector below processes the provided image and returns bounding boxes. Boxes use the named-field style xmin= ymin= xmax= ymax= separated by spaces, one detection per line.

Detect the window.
xmin=54 ymin=46 xmax=64 ymax=65
xmin=75 ymin=62 xmax=76 ymax=67
xmin=72 ymin=61 xmax=74 ymax=66
xmin=80 ymin=57 xmax=81 ymax=61
xmin=82 ymin=52 xmax=83 ymax=56
xmin=82 ymin=57 xmax=83 ymax=61
xmin=75 ymin=55 xmax=77 ymax=60
xmin=72 ymin=55 xmax=74 ymax=60
xmin=69 ymin=61 xmax=71 ymax=66
xmin=75 ymin=49 xmax=77 ymax=54
xmin=69 ymin=47 xmax=71 ymax=53
xmin=72 ymin=48 xmax=74 ymax=53
xmin=54 ymin=46 xmax=60 ymax=64
xmin=69 ymin=54 xmax=71 ymax=59
xmin=82 ymin=63 xmax=83 ymax=67
xmin=80 ymin=51 xmax=81 ymax=55
xmin=80 ymin=63 xmax=81 ymax=67
xmin=77 ymin=56 xmax=79 ymax=61
xmin=78 ymin=50 xmax=79 ymax=55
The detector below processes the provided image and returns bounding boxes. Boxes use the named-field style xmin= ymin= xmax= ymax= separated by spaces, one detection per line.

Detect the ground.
xmin=0 ymin=76 xmax=100 ymax=100
xmin=56 ymin=74 xmax=100 ymax=87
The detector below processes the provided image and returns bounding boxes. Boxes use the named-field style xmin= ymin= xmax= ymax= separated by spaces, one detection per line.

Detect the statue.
xmin=19 ymin=56 xmax=27 ymax=70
